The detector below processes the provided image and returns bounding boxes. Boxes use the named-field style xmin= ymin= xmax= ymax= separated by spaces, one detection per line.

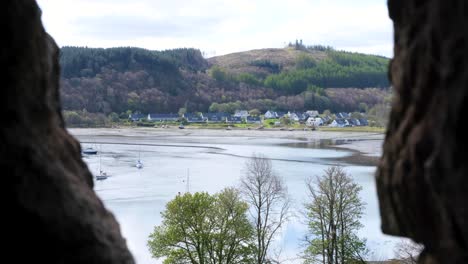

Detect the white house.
xmin=287 ymin=112 xmax=299 ymax=121
xmin=329 ymin=119 xmax=347 ymax=127
xmin=306 ymin=117 xmax=323 ymax=127
xmin=264 ymin=110 xmax=277 ymax=119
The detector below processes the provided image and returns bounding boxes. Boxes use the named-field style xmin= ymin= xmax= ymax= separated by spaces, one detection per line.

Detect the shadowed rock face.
xmin=377 ymin=0 xmax=468 ymax=263
xmin=3 ymin=1 xmax=134 ymax=263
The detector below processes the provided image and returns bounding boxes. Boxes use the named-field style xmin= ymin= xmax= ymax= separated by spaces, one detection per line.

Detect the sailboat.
xmin=82 ymin=147 xmax=98 ymax=155
xmin=136 ymin=148 xmax=143 ymax=169
xmin=82 ymin=139 xmax=99 ymax=155
xmin=96 ymin=146 xmax=109 ymax=181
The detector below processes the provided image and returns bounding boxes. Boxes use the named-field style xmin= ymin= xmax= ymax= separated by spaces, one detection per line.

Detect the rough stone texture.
xmin=377 ymin=0 xmax=468 ymax=263
xmin=3 ymin=1 xmax=134 ymax=263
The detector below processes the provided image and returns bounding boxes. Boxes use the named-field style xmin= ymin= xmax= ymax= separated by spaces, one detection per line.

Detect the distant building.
xmin=204 ymin=112 xmax=229 ymax=123
xmin=347 ymin=118 xmax=360 ymax=127
xmin=296 ymin=112 xmax=309 ymax=122
xmin=184 ymin=113 xmax=205 ymax=123
xmin=276 ymin=112 xmax=287 ymax=118
xmin=329 ymin=119 xmax=347 ymax=127
xmin=246 ymin=116 xmax=262 ymax=124
xmin=264 ymin=110 xmax=277 ymax=119
xmin=358 ymin=118 xmax=369 ymax=126
xmin=337 ymin=112 xmax=350 ymax=119
xmin=147 ymin=113 xmax=179 ymax=122
xmin=287 ymin=112 xmax=299 ymax=122
xmin=129 ymin=113 xmax=146 ymax=122
xmin=307 ymin=117 xmax=323 ymax=127
xmin=226 ymin=116 xmax=243 ymax=124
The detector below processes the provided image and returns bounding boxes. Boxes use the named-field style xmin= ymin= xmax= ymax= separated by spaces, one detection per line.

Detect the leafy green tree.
xmin=63 ymin=111 xmax=82 ymax=126
xmin=307 ymin=85 xmax=325 ymax=96
xmin=358 ymin=103 xmax=368 ymax=113
xmin=210 ymin=66 xmax=231 ymax=83
xmin=303 ymin=166 xmax=367 ymax=264
xmin=108 ymin=112 xmax=120 ymax=122
xmin=350 ymin=112 xmax=362 ymax=119
xmin=280 ymin=116 xmax=292 ymax=126
xmin=296 ymin=54 xmax=317 ymax=70
xmin=178 ymin=107 xmax=187 ymax=117
xmin=322 ymin=109 xmax=331 ymax=116
xmin=148 ymin=189 xmax=254 ymax=264
xmin=367 ymin=102 xmax=391 ymax=127
xmin=236 ymin=73 xmax=259 ymax=86
xmin=249 ymin=109 xmax=261 ymax=116
xmin=209 ymin=103 xmax=220 ymax=113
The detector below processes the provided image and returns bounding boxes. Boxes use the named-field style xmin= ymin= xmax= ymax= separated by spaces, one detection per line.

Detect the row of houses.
xmin=129 ymin=110 xmax=369 ymax=127
xmin=315 ymin=118 xmax=369 ymax=127
xmin=129 ymin=112 xmax=262 ymax=124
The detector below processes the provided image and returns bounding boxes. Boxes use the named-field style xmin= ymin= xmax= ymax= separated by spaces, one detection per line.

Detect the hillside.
xmin=59 ymin=45 xmax=390 ymax=119
xmin=208 ymin=47 xmax=328 ymax=77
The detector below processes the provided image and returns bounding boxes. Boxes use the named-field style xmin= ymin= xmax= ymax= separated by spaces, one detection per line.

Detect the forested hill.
xmin=59 ymin=45 xmax=390 ymax=116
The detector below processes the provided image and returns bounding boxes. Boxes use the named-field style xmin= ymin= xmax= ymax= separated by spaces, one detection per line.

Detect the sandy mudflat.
xmin=69 ymin=127 xmax=383 ymax=141
xmin=68 ymin=127 xmax=384 ymax=165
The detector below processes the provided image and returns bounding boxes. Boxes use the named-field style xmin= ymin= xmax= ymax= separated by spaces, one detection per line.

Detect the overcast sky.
xmin=36 ymin=0 xmax=393 ymax=58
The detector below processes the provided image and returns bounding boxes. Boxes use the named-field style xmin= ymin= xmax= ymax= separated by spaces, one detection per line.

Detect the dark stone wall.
xmin=2 ymin=1 xmax=134 ymax=263
xmin=377 ymin=0 xmax=468 ymax=263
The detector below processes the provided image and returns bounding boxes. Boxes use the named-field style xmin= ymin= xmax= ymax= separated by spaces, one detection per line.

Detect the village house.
xmin=204 ymin=112 xmax=229 ymax=123
xmin=306 ymin=117 xmax=324 ymax=127
xmin=246 ymin=116 xmax=262 ymax=124
xmin=287 ymin=112 xmax=299 ymax=122
xmin=296 ymin=112 xmax=309 ymax=122
xmin=336 ymin=112 xmax=350 ymax=119
xmin=276 ymin=112 xmax=287 ymax=119
xmin=358 ymin=118 xmax=369 ymax=126
xmin=147 ymin=113 xmax=179 ymax=122
xmin=347 ymin=118 xmax=360 ymax=126
xmin=329 ymin=119 xmax=347 ymax=127
xmin=226 ymin=116 xmax=243 ymax=124
xmin=264 ymin=110 xmax=277 ymax=119
xmin=184 ymin=113 xmax=205 ymax=123
xmin=129 ymin=113 xmax=146 ymax=122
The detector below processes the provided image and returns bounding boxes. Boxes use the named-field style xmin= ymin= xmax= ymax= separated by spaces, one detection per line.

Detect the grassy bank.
xmin=318 ymin=126 xmax=385 ymax=133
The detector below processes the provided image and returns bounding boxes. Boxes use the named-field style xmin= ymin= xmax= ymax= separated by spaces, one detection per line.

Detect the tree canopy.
xmin=148 ymin=189 xmax=254 ymax=264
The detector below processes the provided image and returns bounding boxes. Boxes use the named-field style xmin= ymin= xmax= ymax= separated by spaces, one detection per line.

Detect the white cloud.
xmin=37 ymin=0 xmax=393 ymax=57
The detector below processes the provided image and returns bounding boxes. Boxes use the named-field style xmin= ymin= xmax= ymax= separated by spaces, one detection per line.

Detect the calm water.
xmin=81 ymin=136 xmax=399 ymax=263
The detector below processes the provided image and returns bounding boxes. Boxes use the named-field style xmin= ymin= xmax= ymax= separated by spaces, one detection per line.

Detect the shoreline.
xmin=69 ymin=127 xmax=384 ymax=166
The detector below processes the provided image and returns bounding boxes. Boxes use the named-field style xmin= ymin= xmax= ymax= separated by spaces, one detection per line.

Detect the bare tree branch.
xmin=240 ymin=153 xmax=290 ymax=264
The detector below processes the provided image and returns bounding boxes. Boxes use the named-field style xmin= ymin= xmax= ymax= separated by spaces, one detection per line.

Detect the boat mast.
xmin=99 ymin=146 xmax=101 ymax=173
xmin=186 ymin=168 xmax=190 ymax=193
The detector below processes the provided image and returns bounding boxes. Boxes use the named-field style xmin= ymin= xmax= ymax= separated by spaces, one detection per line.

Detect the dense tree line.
xmin=60 ymin=46 xmax=208 ymax=78
xmin=59 ymin=47 xmax=276 ymax=115
xmin=209 ymin=88 xmax=389 ymax=114
xmin=264 ymin=51 xmax=389 ymax=94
